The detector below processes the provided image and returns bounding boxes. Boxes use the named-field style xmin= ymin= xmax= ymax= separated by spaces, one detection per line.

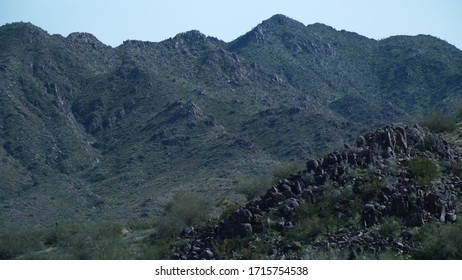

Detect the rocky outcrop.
xmin=172 ymin=124 xmax=462 ymax=259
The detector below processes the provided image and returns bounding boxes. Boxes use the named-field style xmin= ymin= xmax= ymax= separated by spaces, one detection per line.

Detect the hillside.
xmin=171 ymin=123 xmax=462 ymax=259
xmin=3 ymin=123 xmax=462 ymax=259
xmin=1 ymin=15 xmax=462 ymax=230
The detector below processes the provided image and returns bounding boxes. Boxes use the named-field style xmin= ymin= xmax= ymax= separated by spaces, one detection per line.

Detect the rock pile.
xmin=172 ymin=124 xmax=462 ymax=259
xmin=320 ymin=228 xmax=417 ymax=259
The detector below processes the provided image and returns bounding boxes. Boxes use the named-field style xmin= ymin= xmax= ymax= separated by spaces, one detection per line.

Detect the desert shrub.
xmin=442 ymin=160 xmax=462 ymax=177
xmin=412 ymin=222 xmax=462 ymax=259
xmin=353 ymin=178 xmax=384 ymax=203
xmin=408 ymin=157 xmax=441 ymax=186
xmin=137 ymin=239 xmax=172 ymax=259
xmin=140 ymin=192 xmax=211 ymax=259
xmin=156 ymin=191 xmax=210 ymax=237
xmin=346 ymin=167 xmax=384 ymax=202
xmin=212 ymin=237 xmax=251 ymax=259
xmin=1 ymin=222 xmax=127 ymax=260
xmin=237 ymin=162 xmax=303 ymax=201
xmin=420 ymin=111 xmax=456 ymax=133
xmin=127 ymin=220 xmax=155 ymax=231
xmin=236 ymin=176 xmax=272 ymax=201
xmin=271 ymin=162 xmax=303 ymax=183
xmin=219 ymin=203 xmax=240 ymax=220
xmin=0 ymin=228 xmax=44 ymax=259
xmin=42 ymin=222 xmax=126 ymax=260
xmin=375 ymin=217 xmax=402 ymax=239
xmin=346 ymin=167 xmax=374 ymax=179
xmin=456 ymin=100 xmax=462 ymax=121
xmin=288 ymin=187 xmax=361 ymax=242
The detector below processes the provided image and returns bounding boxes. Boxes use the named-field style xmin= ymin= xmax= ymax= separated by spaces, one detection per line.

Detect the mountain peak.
xmin=256 ymin=14 xmax=306 ymax=34
xmin=66 ymin=32 xmax=108 ymax=49
xmin=1 ymin=21 xmax=46 ymax=32
xmin=0 ymin=21 xmax=50 ymax=41
xmin=229 ymin=14 xmax=307 ymax=48
xmin=164 ymin=29 xmax=220 ymax=52
xmin=173 ymin=30 xmax=207 ymax=43
xmin=263 ymin=14 xmax=302 ymax=26
xmin=306 ymin=22 xmax=337 ymax=32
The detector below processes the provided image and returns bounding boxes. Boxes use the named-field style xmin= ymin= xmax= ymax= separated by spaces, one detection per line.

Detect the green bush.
xmin=412 ymin=222 xmax=462 ymax=259
xmin=456 ymin=100 xmax=462 ymax=121
xmin=137 ymin=242 xmax=169 ymax=259
xmin=0 ymin=222 xmax=127 ymax=260
xmin=219 ymin=203 xmax=240 ymax=220
xmin=237 ymin=162 xmax=303 ymax=201
xmin=420 ymin=111 xmax=456 ymax=133
xmin=156 ymin=191 xmax=210 ymax=237
xmin=0 ymin=228 xmax=44 ymax=259
xmin=358 ymin=179 xmax=384 ymax=202
xmin=271 ymin=162 xmax=303 ymax=183
xmin=446 ymin=160 xmax=462 ymax=177
xmin=408 ymin=157 xmax=441 ymax=187
xmin=236 ymin=177 xmax=272 ymax=201
xmin=288 ymin=187 xmax=361 ymax=242
xmin=375 ymin=217 xmax=402 ymax=239
xmin=42 ymin=222 xmax=126 ymax=260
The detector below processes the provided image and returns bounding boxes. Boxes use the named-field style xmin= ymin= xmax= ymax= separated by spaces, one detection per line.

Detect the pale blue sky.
xmin=1 ymin=0 xmax=461 ymax=49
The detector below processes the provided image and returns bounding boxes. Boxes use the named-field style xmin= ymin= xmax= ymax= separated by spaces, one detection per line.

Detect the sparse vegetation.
xmin=374 ymin=217 xmax=402 ymax=240
xmin=0 ymin=222 xmax=128 ymax=260
xmin=271 ymin=162 xmax=304 ymax=184
xmin=236 ymin=176 xmax=273 ymax=201
xmin=288 ymin=186 xmax=362 ymax=242
xmin=156 ymin=191 xmax=211 ymax=237
xmin=420 ymin=111 xmax=456 ymax=133
xmin=408 ymin=157 xmax=441 ymax=187
xmin=237 ymin=162 xmax=303 ymax=201
xmin=456 ymin=100 xmax=462 ymax=121
xmin=412 ymin=221 xmax=462 ymax=259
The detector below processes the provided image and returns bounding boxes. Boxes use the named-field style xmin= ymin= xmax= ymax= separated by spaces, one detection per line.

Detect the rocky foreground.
xmin=172 ymin=124 xmax=462 ymax=259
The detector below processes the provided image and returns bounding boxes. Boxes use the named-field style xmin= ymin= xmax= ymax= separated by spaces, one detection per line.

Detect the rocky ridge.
xmin=172 ymin=124 xmax=462 ymax=259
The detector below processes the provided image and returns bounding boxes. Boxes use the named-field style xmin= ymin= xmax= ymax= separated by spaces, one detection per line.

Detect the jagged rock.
xmin=286 ymin=198 xmax=300 ymax=209
xmin=446 ymin=209 xmax=457 ymax=223
xmin=200 ymin=249 xmax=214 ymax=260
xmin=306 ymin=159 xmax=319 ymax=172
xmin=356 ymin=135 xmax=366 ymax=147
xmin=240 ymin=223 xmax=253 ymax=236
xmin=181 ymin=226 xmax=196 ymax=238
xmin=236 ymin=208 xmax=253 ymax=223
xmin=277 ymin=182 xmax=292 ymax=193
xmin=269 ymin=190 xmax=287 ymax=202
xmin=315 ymin=173 xmax=329 ymax=185
xmin=404 ymin=210 xmax=424 ymax=227
xmin=291 ymin=181 xmax=302 ymax=195
xmin=391 ymin=195 xmax=408 ymax=217
xmin=362 ymin=203 xmax=383 ymax=227
xmin=282 ymin=190 xmax=296 ymax=198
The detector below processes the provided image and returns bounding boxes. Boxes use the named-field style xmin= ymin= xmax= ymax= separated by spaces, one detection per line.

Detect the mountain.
xmin=0 ymin=15 xmax=461 ymax=230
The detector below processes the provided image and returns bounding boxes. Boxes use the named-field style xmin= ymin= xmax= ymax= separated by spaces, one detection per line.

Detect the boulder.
xmin=200 ymin=249 xmax=214 ymax=260
xmin=306 ymin=159 xmax=319 ymax=172
xmin=391 ymin=196 xmax=408 ymax=217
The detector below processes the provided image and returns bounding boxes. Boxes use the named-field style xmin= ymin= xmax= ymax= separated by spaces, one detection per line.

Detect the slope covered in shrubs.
xmin=172 ymin=124 xmax=462 ymax=259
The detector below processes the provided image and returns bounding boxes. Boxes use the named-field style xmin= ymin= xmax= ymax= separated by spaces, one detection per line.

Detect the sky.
xmin=0 ymin=0 xmax=461 ymax=50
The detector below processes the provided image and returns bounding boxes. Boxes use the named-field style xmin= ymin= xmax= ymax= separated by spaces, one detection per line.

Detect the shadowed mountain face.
xmin=1 ymin=15 xmax=461 ymax=228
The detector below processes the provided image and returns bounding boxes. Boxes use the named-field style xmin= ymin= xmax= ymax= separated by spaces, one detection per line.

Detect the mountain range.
xmin=1 ymin=14 xmax=461 ymax=229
